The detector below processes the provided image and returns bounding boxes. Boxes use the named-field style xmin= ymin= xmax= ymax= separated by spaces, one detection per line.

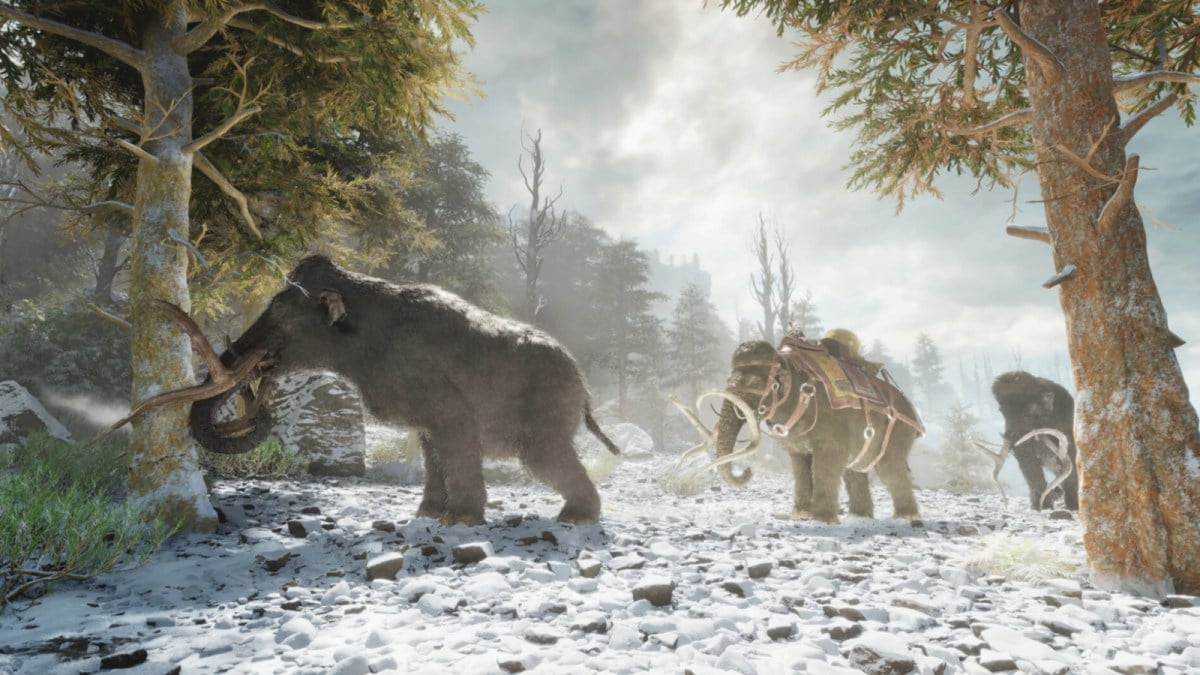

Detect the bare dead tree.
xmin=773 ymin=227 xmax=795 ymax=337
xmin=508 ymin=128 xmax=565 ymax=321
xmin=749 ymin=212 xmax=776 ymax=343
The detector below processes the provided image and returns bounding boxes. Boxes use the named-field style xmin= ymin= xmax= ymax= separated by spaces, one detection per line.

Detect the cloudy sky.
xmin=443 ymin=1 xmax=1200 ymax=394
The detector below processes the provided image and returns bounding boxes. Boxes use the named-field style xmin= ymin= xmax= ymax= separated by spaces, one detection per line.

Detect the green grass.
xmin=1 ymin=433 xmax=173 ymax=606
xmin=200 ymin=437 xmax=308 ymax=479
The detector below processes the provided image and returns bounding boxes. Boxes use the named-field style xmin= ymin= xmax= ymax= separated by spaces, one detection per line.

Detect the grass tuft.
xmin=200 ymin=437 xmax=308 ymax=479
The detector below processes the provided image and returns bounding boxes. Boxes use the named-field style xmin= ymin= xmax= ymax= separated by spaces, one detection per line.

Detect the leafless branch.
xmin=1005 ymin=225 xmax=1051 ymax=244
xmin=1053 ymin=120 xmax=1122 ymax=184
xmin=114 ymin=138 xmax=159 ymax=164
xmin=173 ymin=1 xmax=347 ymax=54
xmin=945 ymin=109 xmax=1031 ymax=136
xmin=993 ymin=9 xmax=1064 ymax=83
xmin=1120 ymin=94 xmax=1178 ymax=144
xmin=88 ymin=303 xmax=131 ymax=331
xmin=226 ymin=18 xmax=361 ymax=63
xmin=959 ymin=2 xmax=989 ymax=107
xmin=1114 ymin=70 xmax=1200 ymax=93
xmin=0 ymin=7 xmax=144 ymax=72
xmin=1098 ymin=154 xmax=1139 ymax=233
xmin=183 ymin=58 xmax=264 ymax=154
xmin=193 ymin=151 xmax=264 ymax=241
xmin=1042 ymin=264 xmax=1076 ymax=289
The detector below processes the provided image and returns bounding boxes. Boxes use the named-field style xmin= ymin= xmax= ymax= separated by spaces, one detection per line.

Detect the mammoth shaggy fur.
xmin=992 ymin=370 xmax=1079 ymax=511
xmin=712 ymin=340 xmax=922 ymax=524
xmin=189 ymin=255 xmax=619 ymax=525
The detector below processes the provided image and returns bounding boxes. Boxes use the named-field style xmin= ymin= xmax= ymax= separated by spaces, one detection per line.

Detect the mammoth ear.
xmin=318 ymin=288 xmax=347 ymax=326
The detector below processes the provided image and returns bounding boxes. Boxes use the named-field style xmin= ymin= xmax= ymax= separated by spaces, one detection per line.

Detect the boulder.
xmin=0 ymin=380 xmax=72 ymax=446
xmin=270 ymin=372 xmax=366 ymax=477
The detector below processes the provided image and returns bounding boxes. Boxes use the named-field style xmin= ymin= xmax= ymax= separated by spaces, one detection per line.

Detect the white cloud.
xmin=446 ymin=0 xmax=1200 ymax=393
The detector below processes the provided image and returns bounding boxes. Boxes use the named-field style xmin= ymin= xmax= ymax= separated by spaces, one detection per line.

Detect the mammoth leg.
xmin=808 ymin=446 xmax=844 ymax=524
xmin=874 ymin=450 xmax=920 ymax=522
xmin=788 ymin=450 xmax=814 ymax=519
xmin=844 ymin=470 xmax=874 ymax=518
xmin=1013 ymin=445 xmax=1050 ymax=510
xmin=1062 ymin=452 xmax=1080 ymax=511
xmin=521 ymin=429 xmax=602 ymax=525
xmin=415 ymin=431 xmax=449 ymax=519
xmin=420 ymin=424 xmax=487 ymax=526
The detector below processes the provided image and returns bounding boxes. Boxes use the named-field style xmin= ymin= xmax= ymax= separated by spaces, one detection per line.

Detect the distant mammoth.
xmin=673 ymin=336 xmax=924 ymax=524
xmin=974 ymin=370 xmax=1077 ymax=511
xmin=103 ymin=255 xmax=620 ymax=526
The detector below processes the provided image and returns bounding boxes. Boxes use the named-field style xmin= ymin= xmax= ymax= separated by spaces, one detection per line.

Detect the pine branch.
xmin=193 ymin=151 xmax=263 ymax=241
xmin=173 ymin=2 xmax=345 ymax=54
xmin=945 ymin=109 xmax=1031 ymax=136
xmin=1114 ymin=70 xmax=1200 ymax=93
xmin=0 ymin=7 xmax=144 ymax=71
xmin=993 ymin=9 xmax=1064 ymax=83
xmin=1097 ymin=154 xmax=1139 ymax=233
xmin=1005 ymin=225 xmax=1051 ymax=244
xmin=226 ymin=18 xmax=361 ymax=63
xmin=1120 ymin=94 xmax=1178 ymax=144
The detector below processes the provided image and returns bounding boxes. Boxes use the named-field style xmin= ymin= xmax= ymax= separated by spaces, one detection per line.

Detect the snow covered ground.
xmin=3 ymin=445 xmax=1199 ymax=674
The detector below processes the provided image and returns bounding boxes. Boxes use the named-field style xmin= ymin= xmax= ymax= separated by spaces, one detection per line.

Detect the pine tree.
xmin=912 ymin=333 xmax=948 ymax=412
xmin=0 ymin=1 xmax=480 ymax=531
xmin=720 ymin=0 xmax=1200 ymax=593
xmin=940 ymin=403 xmax=991 ymax=494
xmin=665 ymin=283 xmax=729 ymax=405
xmin=593 ymin=240 xmax=664 ymax=418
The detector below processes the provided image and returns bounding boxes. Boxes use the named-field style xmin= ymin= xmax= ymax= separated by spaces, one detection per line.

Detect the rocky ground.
xmin=2 ymin=452 xmax=1199 ymax=675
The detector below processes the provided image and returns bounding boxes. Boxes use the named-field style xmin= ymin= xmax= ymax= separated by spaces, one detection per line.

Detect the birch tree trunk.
xmin=1021 ymin=0 xmax=1200 ymax=595
xmin=125 ymin=9 xmax=217 ymax=532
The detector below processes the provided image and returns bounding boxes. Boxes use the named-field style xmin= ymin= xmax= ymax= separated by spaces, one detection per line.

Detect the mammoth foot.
xmin=802 ymin=510 xmax=840 ymax=525
xmin=895 ymin=511 xmax=923 ymax=527
xmin=438 ymin=510 xmax=486 ymax=527
xmin=556 ymin=504 xmax=601 ymax=526
xmin=790 ymin=509 xmax=813 ymax=521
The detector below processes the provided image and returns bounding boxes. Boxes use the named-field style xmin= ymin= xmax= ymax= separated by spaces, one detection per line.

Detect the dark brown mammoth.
xmin=976 ymin=370 xmax=1078 ymax=511
xmin=104 ymin=255 xmax=619 ymax=526
xmin=673 ymin=337 xmax=924 ymax=524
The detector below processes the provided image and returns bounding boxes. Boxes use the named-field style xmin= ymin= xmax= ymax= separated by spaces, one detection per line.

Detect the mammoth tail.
xmin=584 ymin=401 xmax=620 ymax=455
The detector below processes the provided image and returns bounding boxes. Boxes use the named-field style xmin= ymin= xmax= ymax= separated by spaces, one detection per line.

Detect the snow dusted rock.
xmin=576 ymin=420 xmax=653 ymax=458
xmin=631 ymin=576 xmax=675 ymax=607
xmin=846 ymin=631 xmax=917 ymax=674
xmin=271 ymin=372 xmax=366 ymax=477
xmin=366 ymin=552 xmax=405 ymax=581
xmin=0 ymin=380 xmax=71 ymax=445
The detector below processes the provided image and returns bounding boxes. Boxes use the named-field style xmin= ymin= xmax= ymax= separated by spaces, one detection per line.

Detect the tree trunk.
xmin=125 ymin=10 xmax=217 ymax=532
xmin=1022 ymin=0 xmax=1200 ymax=595
xmin=93 ymin=223 xmax=126 ymax=302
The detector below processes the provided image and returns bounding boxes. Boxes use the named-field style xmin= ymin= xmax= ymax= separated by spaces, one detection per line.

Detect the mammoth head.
xmin=89 ymin=256 xmax=358 ymax=454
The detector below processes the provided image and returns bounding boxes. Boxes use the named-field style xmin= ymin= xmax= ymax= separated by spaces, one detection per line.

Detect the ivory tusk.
xmin=1016 ymin=427 xmax=1073 ymax=509
xmin=693 ymin=390 xmax=760 ymax=481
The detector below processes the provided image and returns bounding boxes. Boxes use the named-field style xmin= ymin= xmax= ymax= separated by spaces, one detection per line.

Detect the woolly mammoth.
xmin=103 ymin=255 xmax=619 ymax=526
xmin=975 ymin=370 xmax=1078 ymax=511
xmin=672 ymin=336 xmax=924 ymax=524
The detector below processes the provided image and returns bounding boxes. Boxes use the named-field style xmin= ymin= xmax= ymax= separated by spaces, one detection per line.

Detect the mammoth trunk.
xmin=715 ymin=399 xmax=753 ymax=486
xmin=188 ymin=385 xmax=273 ymax=455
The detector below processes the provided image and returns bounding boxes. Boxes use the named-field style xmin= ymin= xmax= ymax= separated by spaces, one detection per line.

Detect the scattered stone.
xmin=452 ymin=542 xmax=493 ymax=564
xmin=366 ymin=552 xmax=405 ymax=581
xmin=847 ymin=631 xmax=917 ymax=674
xmin=722 ymin=581 xmax=751 ymax=598
xmin=372 ymin=520 xmax=396 ymax=533
xmin=631 ymin=577 xmax=676 ymax=607
xmin=747 ymin=560 xmax=773 ymax=579
xmin=271 ymin=372 xmax=367 ymax=477
xmin=766 ymin=616 xmax=795 ymax=640
xmin=571 ymin=611 xmax=610 ymax=634
xmin=99 ymin=649 xmax=148 ymax=669
xmin=1163 ymin=595 xmax=1199 ymax=608
xmin=0 ymin=380 xmax=71 ymax=445
xmin=1048 ymin=510 xmax=1074 ymax=521
xmin=498 ymin=659 xmax=526 ymax=673
xmin=258 ymin=551 xmax=292 ymax=572
xmin=977 ymin=649 xmax=1018 ymax=672
xmin=825 ymin=621 xmax=864 ymax=641
xmin=578 ymin=559 xmax=602 ymax=578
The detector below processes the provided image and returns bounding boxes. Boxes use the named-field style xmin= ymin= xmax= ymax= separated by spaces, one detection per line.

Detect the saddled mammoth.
xmin=973 ymin=370 xmax=1077 ymax=511
xmin=102 ymin=254 xmax=620 ymax=526
xmin=672 ymin=333 xmax=924 ymax=524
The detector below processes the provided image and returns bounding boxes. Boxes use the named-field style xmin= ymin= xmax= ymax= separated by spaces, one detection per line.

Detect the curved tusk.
xmin=1016 ymin=427 xmax=1073 ymax=509
xmin=694 ymin=389 xmax=760 ymax=481
xmin=666 ymin=394 xmax=716 ymax=473
xmin=970 ymin=434 xmax=1010 ymax=506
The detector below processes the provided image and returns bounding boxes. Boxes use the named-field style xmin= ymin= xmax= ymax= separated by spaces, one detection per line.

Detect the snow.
xmin=3 ymin=441 xmax=1199 ymax=674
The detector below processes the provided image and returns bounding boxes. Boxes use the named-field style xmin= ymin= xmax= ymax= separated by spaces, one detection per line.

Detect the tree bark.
xmin=125 ymin=9 xmax=217 ymax=532
xmin=1021 ymin=0 xmax=1200 ymax=595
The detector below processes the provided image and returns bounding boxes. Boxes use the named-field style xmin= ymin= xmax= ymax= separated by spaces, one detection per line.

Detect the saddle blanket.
xmin=780 ymin=339 xmax=885 ymax=410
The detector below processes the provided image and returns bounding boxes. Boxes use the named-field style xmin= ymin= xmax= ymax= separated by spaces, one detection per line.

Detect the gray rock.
xmin=366 ymin=552 xmax=405 ymax=581
xmin=847 ymin=631 xmax=917 ymax=674
xmin=271 ymin=372 xmax=366 ymax=477
xmin=0 ymin=380 xmax=72 ymax=445
xmin=747 ymin=560 xmax=773 ymax=579
xmin=452 ymin=542 xmax=492 ymax=564
xmin=631 ymin=577 xmax=675 ymax=607
xmin=577 ymin=559 xmax=602 ymax=578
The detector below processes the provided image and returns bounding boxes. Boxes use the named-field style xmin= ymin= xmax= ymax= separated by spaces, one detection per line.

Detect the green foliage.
xmin=939 ymin=402 xmax=991 ymax=494
xmin=717 ymin=0 xmax=1199 ymax=207
xmin=0 ymin=299 xmax=130 ymax=400
xmin=956 ymin=533 xmax=1084 ymax=583
xmin=1 ymin=433 xmax=173 ymax=605
xmin=200 ymin=438 xmax=307 ymax=479
xmin=665 ymin=283 xmax=731 ymax=404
